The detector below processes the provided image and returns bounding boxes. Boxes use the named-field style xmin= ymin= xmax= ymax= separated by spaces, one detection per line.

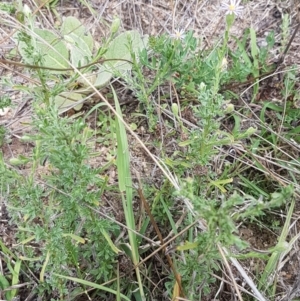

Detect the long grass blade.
xmin=112 ymin=85 xmax=145 ymax=300
xmin=54 ymin=273 xmax=131 ymax=301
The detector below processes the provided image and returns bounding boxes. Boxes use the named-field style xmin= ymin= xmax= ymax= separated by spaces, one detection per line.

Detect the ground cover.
xmin=0 ymin=0 xmax=300 ymax=300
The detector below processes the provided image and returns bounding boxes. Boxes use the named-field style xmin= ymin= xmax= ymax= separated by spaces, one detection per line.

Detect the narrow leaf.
xmin=53 ymin=273 xmax=131 ymax=301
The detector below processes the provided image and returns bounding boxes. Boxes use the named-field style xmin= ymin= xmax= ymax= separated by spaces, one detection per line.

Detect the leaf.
xmin=176 ymin=241 xmax=198 ymax=251
xmin=62 ymin=233 xmax=85 ymax=244
xmin=64 ymin=32 xmax=93 ymax=67
xmin=104 ymin=30 xmax=147 ymax=72
xmin=19 ymin=256 xmax=41 ymax=261
xmin=61 ymin=16 xmax=93 ymax=51
xmin=40 ymin=250 xmax=50 ymax=282
xmin=117 ymin=262 xmax=121 ymax=301
xmin=0 ymin=238 xmax=14 ymax=258
xmin=53 ymin=273 xmax=131 ymax=301
xmin=93 ymin=65 xmax=114 ymax=88
xmin=100 ymin=228 xmax=121 ymax=254
xmin=232 ymin=36 xmax=252 ymax=68
xmin=209 ymin=178 xmax=233 ymax=193
xmin=10 ymin=259 xmax=21 ymax=299
xmin=53 ymin=91 xmax=84 ymax=113
xmin=77 ymin=30 xmax=147 ymax=91
xmin=9 ymin=155 xmax=31 ymax=166
xmin=0 ymin=275 xmax=10 ymax=301
xmin=19 ymin=235 xmax=35 ymax=245
xmin=113 ymin=86 xmax=144 ymax=296
xmin=0 ymin=275 xmax=9 ymax=290
xmin=34 ymin=29 xmax=69 ymax=73
xmin=75 ymin=66 xmax=114 ymax=95
xmin=172 ymin=274 xmax=181 ymax=301
xmin=17 ymin=28 xmax=69 ymax=72
xmin=16 ymin=17 xmax=95 ymax=74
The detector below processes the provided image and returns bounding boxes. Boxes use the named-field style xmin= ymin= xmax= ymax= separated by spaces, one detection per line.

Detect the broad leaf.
xmin=61 ymin=16 xmax=93 ymax=52
xmin=17 ymin=29 xmax=69 ymax=73
xmin=64 ymin=32 xmax=93 ymax=67
xmin=104 ymin=30 xmax=148 ymax=72
xmin=54 ymin=91 xmax=84 ymax=113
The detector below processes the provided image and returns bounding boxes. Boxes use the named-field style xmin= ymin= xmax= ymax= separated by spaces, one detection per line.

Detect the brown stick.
xmin=135 ymin=171 xmax=185 ymax=299
xmin=0 ymin=57 xmax=132 ymax=72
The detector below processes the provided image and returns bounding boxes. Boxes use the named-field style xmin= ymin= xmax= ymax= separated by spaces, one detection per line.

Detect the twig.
xmin=135 ymin=171 xmax=185 ymax=299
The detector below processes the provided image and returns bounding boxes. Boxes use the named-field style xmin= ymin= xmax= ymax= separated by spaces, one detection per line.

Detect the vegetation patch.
xmin=0 ymin=1 xmax=300 ymax=300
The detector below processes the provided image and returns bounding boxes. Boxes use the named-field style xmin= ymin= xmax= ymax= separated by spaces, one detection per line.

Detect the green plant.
xmin=173 ymin=178 xmax=294 ymax=299
xmin=127 ymin=30 xmax=198 ymax=129
xmin=0 ymin=95 xmax=11 ymax=109
xmin=113 ymin=87 xmax=146 ymax=300
xmin=0 ymin=258 xmax=21 ymax=301
xmin=0 ymin=1 xmax=16 ymax=14
xmin=0 ymin=126 xmax=6 ymax=147
xmin=1 ymin=1 xmax=300 ymax=300
xmin=11 ymin=5 xmax=146 ymax=111
xmin=2 ymin=107 xmax=120 ymax=298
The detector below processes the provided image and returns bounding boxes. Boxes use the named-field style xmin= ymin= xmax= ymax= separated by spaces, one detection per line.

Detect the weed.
xmin=3 ymin=108 xmax=119 ymax=298
xmin=0 ymin=2 xmax=16 ymax=14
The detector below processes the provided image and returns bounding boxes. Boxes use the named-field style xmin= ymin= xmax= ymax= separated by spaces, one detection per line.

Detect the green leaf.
xmin=61 ymin=16 xmax=93 ymax=51
xmin=34 ymin=29 xmax=69 ymax=72
xmin=250 ymin=27 xmax=259 ymax=76
xmin=176 ymin=241 xmax=198 ymax=251
xmin=53 ymin=273 xmax=131 ymax=301
xmin=9 ymin=155 xmax=31 ymax=166
xmin=53 ymin=91 xmax=84 ymax=113
xmin=10 ymin=259 xmax=21 ymax=299
xmin=104 ymin=30 xmax=147 ymax=72
xmin=62 ymin=233 xmax=85 ymax=244
xmin=93 ymin=65 xmax=114 ymax=88
xmin=100 ymin=228 xmax=121 ymax=254
xmin=209 ymin=178 xmax=233 ymax=193
xmin=0 ymin=238 xmax=15 ymax=258
xmin=19 ymin=256 xmax=41 ymax=261
xmin=40 ymin=250 xmax=50 ymax=282
xmin=259 ymin=198 xmax=295 ymax=293
xmin=113 ymin=86 xmax=145 ymax=298
xmin=232 ymin=37 xmax=252 ymax=68
xmin=0 ymin=275 xmax=9 ymax=290
xmin=18 ymin=235 xmax=35 ymax=245
xmin=75 ymin=65 xmax=114 ymax=94
xmin=16 ymin=28 xmax=69 ymax=72
xmin=64 ymin=32 xmax=93 ymax=67
xmin=79 ymin=30 xmax=147 ymax=91
xmin=0 ymin=275 xmax=11 ymax=301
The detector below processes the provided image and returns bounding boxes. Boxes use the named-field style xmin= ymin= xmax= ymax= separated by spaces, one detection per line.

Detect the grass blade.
xmin=54 ymin=273 xmax=131 ymax=301
xmin=112 ymin=85 xmax=145 ymax=300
